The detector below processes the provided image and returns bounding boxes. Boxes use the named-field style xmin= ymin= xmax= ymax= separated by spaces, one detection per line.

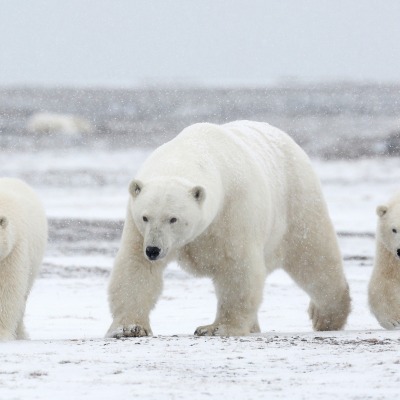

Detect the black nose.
xmin=146 ymin=246 xmax=161 ymax=260
xmin=397 ymin=249 xmax=400 ymax=258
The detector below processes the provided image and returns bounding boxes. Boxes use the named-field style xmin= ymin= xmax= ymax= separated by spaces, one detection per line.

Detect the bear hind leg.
xmin=283 ymin=245 xmax=351 ymax=331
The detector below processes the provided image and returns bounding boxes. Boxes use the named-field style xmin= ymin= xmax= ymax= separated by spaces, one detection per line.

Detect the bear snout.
xmin=397 ymin=249 xmax=400 ymax=259
xmin=146 ymin=246 xmax=161 ymax=261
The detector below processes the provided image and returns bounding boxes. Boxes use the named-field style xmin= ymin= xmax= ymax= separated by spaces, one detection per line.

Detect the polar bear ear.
xmin=376 ymin=205 xmax=388 ymax=217
xmin=129 ymin=180 xmax=143 ymax=198
xmin=190 ymin=186 xmax=206 ymax=205
xmin=0 ymin=216 xmax=8 ymax=229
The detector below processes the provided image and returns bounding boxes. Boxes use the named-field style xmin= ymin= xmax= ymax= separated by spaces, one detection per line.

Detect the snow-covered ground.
xmin=1 ymin=148 xmax=400 ymax=399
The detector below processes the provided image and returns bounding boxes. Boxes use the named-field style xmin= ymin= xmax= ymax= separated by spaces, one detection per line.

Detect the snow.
xmin=1 ymin=148 xmax=400 ymax=399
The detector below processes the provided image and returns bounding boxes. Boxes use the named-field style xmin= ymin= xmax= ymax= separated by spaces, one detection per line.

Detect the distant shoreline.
xmin=1 ymin=84 xmax=399 ymax=159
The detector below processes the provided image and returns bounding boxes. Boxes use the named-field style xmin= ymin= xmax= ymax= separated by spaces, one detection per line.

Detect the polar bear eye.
xmin=169 ymin=217 xmax=177 ymax=224
xmin=393 ymin=228 xmax=397 ymax=234
xmin=143 ymin=216 xmax=148 ymax=222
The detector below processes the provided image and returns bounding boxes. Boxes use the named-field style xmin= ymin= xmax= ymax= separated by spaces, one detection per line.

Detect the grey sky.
xmin=1 ymin=0 xmax=400 ymax=87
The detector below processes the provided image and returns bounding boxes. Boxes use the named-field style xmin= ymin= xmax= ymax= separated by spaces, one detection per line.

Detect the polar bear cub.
xmin=106 ymin=121 xmax=351 ymax=338
xmin=369 ymin=193 xmax=400 ymax=329
xmin=0 ymin=178 xmax=47 ymax=340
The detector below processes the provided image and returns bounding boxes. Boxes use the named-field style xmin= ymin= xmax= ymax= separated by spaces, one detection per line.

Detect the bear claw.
xmin=194 ymin=324 xmax=250 ymax=336
xmin=194 ymin=325 xmax=220 ymax=336
xmin=108 ymin=324 xmax=150 ymax=339
xmin=378 ymin=318 xmax=400 ymax=330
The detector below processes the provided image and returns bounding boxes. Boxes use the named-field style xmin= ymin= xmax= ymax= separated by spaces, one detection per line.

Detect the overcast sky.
xmin=1 ymin=0 xmax=400 ymax=87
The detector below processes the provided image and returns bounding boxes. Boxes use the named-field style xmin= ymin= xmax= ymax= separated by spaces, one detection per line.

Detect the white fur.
xmin=0 ymin=178 xmax=47 ymax=340
xmin=369 ymin=193 xmax=400 ymax=329
xmin=107 ymin=121 xmax=350 ymax=337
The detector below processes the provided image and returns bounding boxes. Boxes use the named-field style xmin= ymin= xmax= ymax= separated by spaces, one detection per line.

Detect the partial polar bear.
xmin=106 ymin=121 xmax=351 ymax=337
xmin=369 ymin=193 xmax=400 ymax=329
xmin=0 ymin=178 xmax=47 ymax=340
xmin=26 ymin=112 xmax=92 ymax=136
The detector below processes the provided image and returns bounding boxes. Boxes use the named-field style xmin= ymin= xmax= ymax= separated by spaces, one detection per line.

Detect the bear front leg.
xmin=106 ymin=212 xmax=167 ymax=339
xmin=106 ymin=251 xmax=165 ymax=338
xmin=369 ymin=274 xmax=400 ymax=330
xmin=106 ymin=259 xmax=164 ymax=338
xmin=0 ymin=264 xmax=29 ymax=341
xmin=195 ymin=251 xmax=266 ymax=336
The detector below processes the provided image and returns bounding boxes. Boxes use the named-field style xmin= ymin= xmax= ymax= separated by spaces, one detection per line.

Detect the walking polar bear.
xmin=0 ymin=178 xmax=47 ymax=340
xmin=369 ymin=193 xmax=400 ymax=329
xmin=107 ymin=121 xmax=351 ymax=337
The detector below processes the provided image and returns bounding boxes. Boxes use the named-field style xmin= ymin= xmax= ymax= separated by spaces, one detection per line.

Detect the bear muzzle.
xmin=146 ymin=246 xmax=162 ymax=261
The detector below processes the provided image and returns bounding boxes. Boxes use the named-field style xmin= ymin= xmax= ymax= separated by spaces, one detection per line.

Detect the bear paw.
xmin=194 ymin=323 xmax=249 ymax=337
xmin=377 ymin=317 xmax=400 ymax=330
xmin=308 ymin=302 xmax=348 ymax=331
xmin=194 ymin=324 xmax=221 ymax=336
xmin=106 ymin=324 xmax=152 ymax=339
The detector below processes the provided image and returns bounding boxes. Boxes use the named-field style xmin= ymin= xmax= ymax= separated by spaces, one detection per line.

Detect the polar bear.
xmin=106 ymin=121 xmax=351 ymax=337
xmin=0 ymin=178 xmax=47 ymax=340
xmin=369 ymin=193 xmax=400 ymax=329
xmin=26 ymin=112 xmax=92 ymax=136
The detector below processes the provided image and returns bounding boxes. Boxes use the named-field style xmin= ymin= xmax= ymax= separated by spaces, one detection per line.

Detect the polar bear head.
xmin=376 ymin=200 xmax=400 ymax=259
xmin=129 ymin=178 xmax=206 ymax=261
xmin=0 ymin=216 xmax=15 ymax=262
